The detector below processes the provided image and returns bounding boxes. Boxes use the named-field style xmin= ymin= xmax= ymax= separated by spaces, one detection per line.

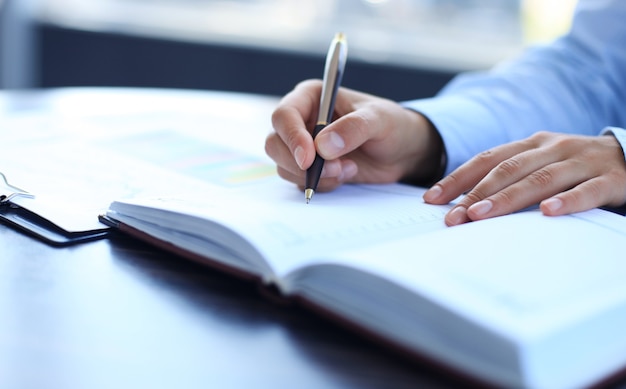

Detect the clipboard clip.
xmin=0 ymin=172 xmax=35 ymax=203
xmin=0 ymin=171 xmax=110 ymax=246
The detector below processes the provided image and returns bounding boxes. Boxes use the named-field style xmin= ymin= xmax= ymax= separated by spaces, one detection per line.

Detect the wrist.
xmin=400 ymin=110 xmax=446 ymax=187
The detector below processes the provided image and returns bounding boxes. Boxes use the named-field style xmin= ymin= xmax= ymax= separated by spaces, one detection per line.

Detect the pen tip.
xmin=305 ymin=188 xmax=314 ymax=204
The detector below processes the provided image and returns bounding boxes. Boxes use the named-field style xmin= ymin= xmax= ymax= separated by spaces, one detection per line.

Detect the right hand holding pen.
xmin=265 ymin=79 xmax=444 ymax=192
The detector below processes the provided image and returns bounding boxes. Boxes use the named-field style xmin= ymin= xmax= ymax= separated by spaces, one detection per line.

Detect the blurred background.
xmin=0 ymin=0 xmax=577 ymax=100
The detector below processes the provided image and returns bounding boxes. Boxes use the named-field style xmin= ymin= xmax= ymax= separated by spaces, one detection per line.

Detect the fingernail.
xmin=542 ymin=197 xmax=563 ymax=214
xmin=446 ymin=206 xmax=468 ymax=226
xmin=294 ymin=146 xmax=305 ymax=169
xmin=318 ymin=131 xmax=345 ymax=157
xmin=469 ymin=200 xmax=493 ymax=217
xmin=423 ymin=185 xmax=442 ymax=203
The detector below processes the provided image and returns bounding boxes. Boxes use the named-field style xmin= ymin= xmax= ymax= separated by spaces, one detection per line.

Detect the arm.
xmin=405 ymin=0 xmax=626 ymax=176
xmin=266 ymin=0 xmax=626 ymax=224
xmin=406 ymin=0 xmax=626 ymax=224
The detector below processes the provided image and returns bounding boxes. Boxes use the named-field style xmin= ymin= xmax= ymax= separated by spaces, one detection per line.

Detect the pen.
xmin=305 ymin=32 xmax=348 ymax=204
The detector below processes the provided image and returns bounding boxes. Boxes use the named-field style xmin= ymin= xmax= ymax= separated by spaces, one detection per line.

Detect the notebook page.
xmin=112 ymin=180 xmax=453 ymax=279
xmin=322 ymin=208 xmax=626 ymax=339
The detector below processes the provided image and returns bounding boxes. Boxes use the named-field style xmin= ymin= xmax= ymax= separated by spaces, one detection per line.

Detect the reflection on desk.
xmin=0 ymin=88 xmax=467 ymax=389
xmin=2 ymin=223 xmax=471 ymax=389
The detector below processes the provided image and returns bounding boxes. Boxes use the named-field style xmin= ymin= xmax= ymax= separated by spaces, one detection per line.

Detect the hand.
xmin=265 ymin=80 xmax=444 ymax=192
xmin=423 ymin=131 xmax=626 ymax=226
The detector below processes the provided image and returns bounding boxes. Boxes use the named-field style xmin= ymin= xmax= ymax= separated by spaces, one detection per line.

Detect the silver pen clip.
xmin=0 ymin=172 xmax=35 ymax=204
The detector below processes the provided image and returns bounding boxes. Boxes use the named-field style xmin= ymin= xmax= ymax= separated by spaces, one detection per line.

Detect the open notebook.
xmin=103 ymin=179 xmax=626 ymax=389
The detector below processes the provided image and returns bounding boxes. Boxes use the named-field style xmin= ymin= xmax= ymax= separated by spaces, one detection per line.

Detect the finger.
xmin=315 ymin=98 xmax=397 ymax=160
xmin=425 ymin=139 xmax=537 ymax=205
xmin=540 ymin=175 xmax=626 ymax=216
xmin=265 ymin=132 xmax=308 ymax=178
xmin=444 ymin=206 xmax=471 ymax=227
xmin=273 ymin=154 xmax=352 ymax=190
xmin=456 ymin=145 xmax=563 ymax=210
xmin=271 ymin=80 xmax=323 ymax=169
xmin=278 ymin=80 xmax=323 ymax=126
xmin=275 ymin=163 xmax=343 ymax=190
xmin=303 ymin=158 xmax=358 ymax=191
xmin=275 ymin=165 xmax=305 ymax=187
xmin=278 ymin=161 xmax=356 ymax=193
xmin=465 ymin=159 xmax=589 ymax=221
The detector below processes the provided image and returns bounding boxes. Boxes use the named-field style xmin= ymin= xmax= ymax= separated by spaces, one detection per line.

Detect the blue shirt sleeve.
xmin=403 ymin=0 xmax=626 ymax=175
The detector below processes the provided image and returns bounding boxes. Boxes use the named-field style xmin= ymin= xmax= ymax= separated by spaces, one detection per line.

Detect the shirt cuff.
xmin=600 ymin=126 xmax=626 ymax=162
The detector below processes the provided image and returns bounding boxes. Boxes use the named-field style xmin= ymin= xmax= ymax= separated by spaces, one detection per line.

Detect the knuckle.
xmin=347 ymin=111 xmax=370 ymax=132
xmin=585 ymin=181 xmax=605 ymax=200
xmin=264 ymin=134 xmax=288 ymax=165
xmin=552 ymin=136 xmax=578 ymax=151
xmin=266 ymin=118 xmax=307 ymax=160
xmin=339 ymin=111 xmax=370 ymax=144
xmin=295 ymin=79 xmax=321 ymax=90
xmin=461 ymin=188 xmax=490 ymax=205
xmin=275 ymin=167 xmax=295 ymax=183
xmin=270 ymin=105 xmax=292 ymax=128
xmin=264 ymin=133 xmax=277 ymax=156
xmin=439 ymin=171 xmax=464 ymax=192
xmin=492 ymin=189 xmax=516 ymax=207
xmin=473 ymin=149 xmax=496 ymax=165
xmin=527 ymin=168 xmax=555 ymax=187
xmin=528 ymin=131 xmax=570 ymax=151
xmin=272 ymin=105 xmax=285 ymax=122
xmin=494 ymin=157 xmax=523 ymax=178
xmin=584 ymin=178 xmax=614 ymax=205
xmin=561 ymin=180 xmax=604 ymax=209
xmin=270 ymin=106 xmax=282 ymax=125
xmin=558 ymin=189 xmax=587 ymax=210
xmin=530 ymin=131 xmax=551 ymax=142
xmin=271 ymin=104 xmax=298 ymax=129
xmin=284 ymin=128 xmax=305 ymax=153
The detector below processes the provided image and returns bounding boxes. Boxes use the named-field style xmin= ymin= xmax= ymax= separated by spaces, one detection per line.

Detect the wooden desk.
xmin=0 ymin=87 xmax=465 ymax=389
xmin=1 ymin=217 xmax=475 ymax=389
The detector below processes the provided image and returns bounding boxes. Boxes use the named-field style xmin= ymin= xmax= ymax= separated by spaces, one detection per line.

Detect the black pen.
xmin=305 ymin=32 xmax=348 ymax=204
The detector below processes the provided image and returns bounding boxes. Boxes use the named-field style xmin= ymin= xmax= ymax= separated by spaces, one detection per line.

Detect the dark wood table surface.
xmin=0 ymin=225 xmax=475 ymax=389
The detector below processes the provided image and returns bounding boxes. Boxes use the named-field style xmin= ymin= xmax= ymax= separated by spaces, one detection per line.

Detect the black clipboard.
xmin=0 ymin=172 xmax=110 ymax=246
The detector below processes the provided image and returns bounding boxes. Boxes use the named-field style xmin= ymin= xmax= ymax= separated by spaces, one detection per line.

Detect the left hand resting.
xmin=423 ymin=131 xmax=626 ymax=226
